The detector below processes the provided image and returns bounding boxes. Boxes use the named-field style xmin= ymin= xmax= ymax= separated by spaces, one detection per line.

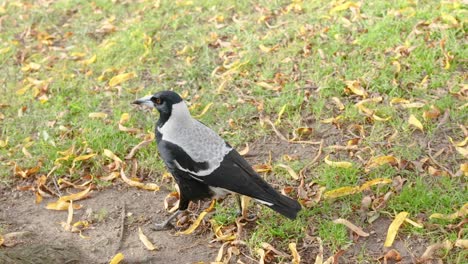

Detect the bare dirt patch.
xmin=0 ymin=186 xmax=217 ymax=264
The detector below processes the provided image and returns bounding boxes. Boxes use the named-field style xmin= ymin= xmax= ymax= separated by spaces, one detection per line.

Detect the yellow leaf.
xmin=275 ymin=103 xmax=288 ymax=125
xmin=289 ymin=243 xmax=301 ymax=264
xmin=103 ymin=149 xmax=123 ymax=164
xmin=324 ymin=155 xmax=352 ymax=168
xmin=177 ymin=200 xmax=215 ymax=235
xmin=109 ymin=72 xmax=136 ymax=87
xmin=46 ymin=200 xmax=83 ymax=210
xmin=345 ymin=80 xmax=367 ymax=97
xmin=390 ymin=98 xmax=410 ymax=105
xmin=238 ymin=143 xmax=249 ymax=156
xmin=82 ymin=54 xmax=97 ymax=66
xmin=0 ymin=234 xmax=4 ymax=246
xmin=461 ymin=163 xmax=468 ymax=177
xmin=276 ymin=164 xmax=299 ymax=180
xmin=333 ymin=218 xmax=369 ymax=237
xmin=0 ymin=46 xmax=11 ymax=54
xmin=256 ymin=81 xmax=280 ymax=91
xmin=73 ymin=153 xmax=97 ymax=162
xmin=177 ymin=211 xmax=208 ymax=235
xmin=0 ymin=137 xmax=8 ymax=148
xmin=109 ymin=253 xmax=124 ymax=264
xmin=58 ymin=186 xmax=92 ymax=202
xmin=138 ymin=227 xmax=158 ymax=251
xmin=194 ymin=102 xmax=213 ymax=118
xmin=448 ymin=136 xmax=468 ymax=147
xmin=408 ymin=114 xmax=423 ymax=131
xmin=331 ymin=97 xmax=345 ymax=111
xmin=359 ymin=178 xmax=392 ymax=191
xmin=119 ymin=113 xmax=130 ymax=124
xmin=384 ymin=212 xmax=409 ymax=247
xmin=429 ymin=203 xmax=467 ymax=221
xmin=100 ymin=172 xmax=120 ymax=181
xmin=404 ymin=218 xmax=423 ymax=228
xmin=324 ymin=186 xmax=359 ymax=199
xmin=330 ymin=1 xmax=359 ymax=13
xmin=455 ymin=239 xmax=468 ymax=249
xmin=88 ymin=112 xmax=108 ymax=119
xmin=321 ymin=115 xmax=342 ymax=124
xmin=366 ymin=156 xmax=398 ymax=170
xmin=400 ymin=102 xmax=425 ymax=109
xmin=120 ymin=168 xmax=159 ymax=191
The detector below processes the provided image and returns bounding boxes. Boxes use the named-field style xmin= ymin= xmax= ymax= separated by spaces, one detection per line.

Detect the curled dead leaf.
xmin=109 ymin=72 xmax=136 ymax=87
xmin=177 ymin=200 xmax=215 ymax=235
xmin=88 ymin=112 xmax=108 ymax=119
xmin=58 ymin=186 xmax=92 ymax=202
xmin=120 ymin=168 xmax=159 ymax=191
xmin=138 ymin=227 xmax=158 ymax=251
xmin=333 ymin=218 xmax=369 ymax=237
xmin=276 ymin=163 xmax=299 ymax=180
xmin=408 ymin=114 xmax=424 ymax=131
xmin=289 ymin=242 xmax=301 ymax=264
xmin=429 ymin=203 xmax=467 ymax=221
xmin=324 ymin=155 xmax=353 ymax=168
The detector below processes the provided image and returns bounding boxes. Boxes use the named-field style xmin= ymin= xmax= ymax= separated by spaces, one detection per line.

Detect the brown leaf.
xmin=333 ymin=218 xmax=369 ymax=237
xmin=419 ymin=240 xmax=453 ymax=262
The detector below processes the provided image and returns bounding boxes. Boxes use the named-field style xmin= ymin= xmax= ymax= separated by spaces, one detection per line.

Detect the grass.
xmin=0 ymin=0 xmax=466 ymax=262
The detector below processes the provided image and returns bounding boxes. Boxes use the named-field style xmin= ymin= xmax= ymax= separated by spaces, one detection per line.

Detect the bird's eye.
xmin=151 ymin=97 xmax=162 ymax=105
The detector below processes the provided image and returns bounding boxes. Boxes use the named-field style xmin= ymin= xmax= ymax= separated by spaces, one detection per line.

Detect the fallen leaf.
xmin=383 ymin=249 xmax=402 ymax=263
xmin=408 ymin=114 xmax=423 ymax=131
xmin=46 ymin=200 xmax=83 ymax=210
xmin=384 ymin=212 xmax=408 ymax=247
xmin=88 ymin=112 xmax=108 ymax=119
xmin=177 ymin=200 xmax=215 ymax=235
xmin=419 ymin=240 xmax=453 ymax=262
xmin=58 ymin=186 xmax=92 ymax=202
xmin=138 ymin=227 xmax=158 ymax=251
xmin=330 ymin=1 xmax=360 ymax=14
xmin=366 ymin=155 xmax=399 ymax=171
xmin=109 ymin=72 xmax=136 ymax=87
xmin=120 ymin=168 xmax=159 ymax=191
xmin=429 ymin=203 xmax=467 ymax=221
xmin=238 ymin=143 xmax=249 ymax=156
xmin=333 ymin=218 xmax=369 ymax=237
xmin=404 ymin=218 xmax=423 ymax=228
xmin=455 ymin=239 xmax=468 ymax=249
xmin=275 ymin=103 xmax=288 ymax=125
xmin=345 ymin=80 xmax=367 ymax=97
xmin=324 ymin=155 xmax=353 ymax=168
xmin=104 ymin=149 xmax=123 ymax=164
xmin=359 ymin=178 xmax=393 ymax=191
xmin=194 ymin=102 xmax=213 ymax=118
xmin=109 ymin=252 xmax=124 ymax=264
xmin=289 ymin=242 xmax=301 ymax=264
xmin=276 ymin=163 xmax=299 ymax=180
xmin=324 ymin=186 xmax=359 ymax=199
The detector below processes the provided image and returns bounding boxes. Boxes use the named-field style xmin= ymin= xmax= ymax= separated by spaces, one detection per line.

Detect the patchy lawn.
xmin=0 ymin=0 xmax=466 ymax=263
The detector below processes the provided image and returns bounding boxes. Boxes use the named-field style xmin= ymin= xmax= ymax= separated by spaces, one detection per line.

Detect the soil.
xmin=0 ymin=186 xmax=217 ymax=264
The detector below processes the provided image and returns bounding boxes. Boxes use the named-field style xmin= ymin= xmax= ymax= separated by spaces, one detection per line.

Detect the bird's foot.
xmin=151 ymin=222 xmax=173 ymax=231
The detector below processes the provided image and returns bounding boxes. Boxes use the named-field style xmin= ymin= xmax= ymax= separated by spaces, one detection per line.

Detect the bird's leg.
xmin=236 ymin=194 xmax=242 ymax=217
xmin=152 ymin=210 xmax=184 ymax=231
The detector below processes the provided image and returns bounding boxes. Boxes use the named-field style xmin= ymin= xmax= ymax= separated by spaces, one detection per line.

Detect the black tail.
xmin=267 ymin=194 xmax=302 ymax=219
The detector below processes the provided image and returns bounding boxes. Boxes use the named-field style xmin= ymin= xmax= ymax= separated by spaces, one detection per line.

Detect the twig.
xmin=299 ymin=139 xmax=324 ymax=179
xmin=116 ymin=201 xmax=126 ymax=253
xmin=427 ymin=141 xmax=454 ymax=177
xmin=265 ymin=118 xmax=321 ymax=145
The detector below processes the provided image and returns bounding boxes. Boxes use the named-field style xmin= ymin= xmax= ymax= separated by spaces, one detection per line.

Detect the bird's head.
xmin=133 ymin=91 xmax=190 ymax=126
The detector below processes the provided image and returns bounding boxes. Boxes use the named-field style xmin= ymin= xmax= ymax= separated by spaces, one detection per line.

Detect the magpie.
xmin=133 ymin=91 xmax=301 ymax=230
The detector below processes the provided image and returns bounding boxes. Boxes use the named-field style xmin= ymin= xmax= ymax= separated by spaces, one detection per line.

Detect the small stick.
xmin=116 ymin=201 xmax=126 ymax=253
